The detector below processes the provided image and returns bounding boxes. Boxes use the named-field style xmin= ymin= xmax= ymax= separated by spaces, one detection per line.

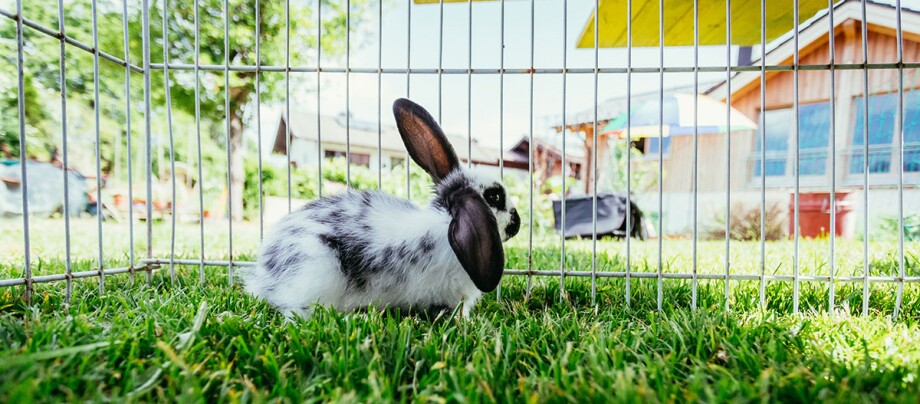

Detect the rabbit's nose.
xmin=505 ymin=208 xmax=521 ymax=239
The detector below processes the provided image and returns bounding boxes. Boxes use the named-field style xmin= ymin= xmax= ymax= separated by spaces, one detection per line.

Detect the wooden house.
xmin=704 ymin=0 xmax=920 ymax=237
xmin=556 ymin=0 xmax=919 ymax=236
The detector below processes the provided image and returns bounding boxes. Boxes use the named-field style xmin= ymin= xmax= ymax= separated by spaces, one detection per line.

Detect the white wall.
xmin=289 ymin=139 xmax=412 ymax=172
xmin=289 ymin=138 xmax=318 ymax=168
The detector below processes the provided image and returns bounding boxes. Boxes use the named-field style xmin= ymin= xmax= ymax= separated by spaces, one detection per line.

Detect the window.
xmin=905 ymin=91 xmax=920 ymax=172
xmin=849 ymin=93 xmax=897 ymax=174
xmin=753 ymin=103 xmax=831 ymax=178
xmin=896 ymin=91 xmax=920 ymax=173
xmin=754 ymin=109 xmax=791 ymax=177
xmin=849 ymin=90 xmax=920 ymax=175
xmin=324 ymin=150 xmax=370 ymax=167
xmin=634 ymin=136 xmax=671 ymax=158
xmin=797 ymin=103 xmax=831 ymax=176
xmin=390 ymin=157 xmax=405 ymax=169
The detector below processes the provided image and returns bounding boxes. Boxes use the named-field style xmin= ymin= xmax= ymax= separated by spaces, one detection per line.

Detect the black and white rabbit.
xmin=242 ymin=98 xmax=521 ymax=318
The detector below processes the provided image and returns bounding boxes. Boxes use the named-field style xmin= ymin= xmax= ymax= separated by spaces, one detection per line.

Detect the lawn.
xmin=1 ymin=218 xmax=920 ymax=402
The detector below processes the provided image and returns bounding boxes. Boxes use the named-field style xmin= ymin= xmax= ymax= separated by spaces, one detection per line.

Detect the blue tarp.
xmin=0 ymin=160 xmax=88 ymax=218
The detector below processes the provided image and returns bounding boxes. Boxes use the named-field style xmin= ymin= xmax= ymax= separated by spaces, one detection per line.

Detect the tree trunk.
xmin=583 ymin=126 xmax=595 ymax=194
xmin=229 ymin=107 xmax=245 ymax=222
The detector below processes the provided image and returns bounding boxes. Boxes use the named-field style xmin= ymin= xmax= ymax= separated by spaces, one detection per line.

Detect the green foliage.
xmin=880 ymin=213 xmax=920 ymax=242
xmin=320 ymin=157 xmax=381 ymax=192
xmin=311 ymin=157 xmax=436 ymax=204
xmin=241 ymin=158 xmax=563 ymax=232
xmin=0 ymin=0 xmax=370 ymax=217
xmin=241 ymin=157 xmax=560 ymax=235
xmin=242 ymin=158 xmax=435 ymax=218
xmin=379 ymin=162 xmax=435 ymax=206
xmin=139 ymin=0 xmax=370 ymax=120
xmin=3 ymin=0 xmax=368 ymax=127
xmin=0 ymin=64 xmax=54 ymax=159
xmin=242 ymin=160 xmax=321 ymax=220
xmin=243 ymin=161 xmax=269 ymax=220
xmin=601 ymin=137 xmax=658 ymax=193
xmin=501 ymin=172 xmax=559 ymax=236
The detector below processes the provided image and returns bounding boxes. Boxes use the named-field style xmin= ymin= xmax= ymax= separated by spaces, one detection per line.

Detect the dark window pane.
xmin=797 ymin=103 xmax=831 ymax=175
xmin=325 ymin=150 xmax=370 ymax=167
xmin=350 ymin=153 xmax=370 ymax=167
xmin=754 ymin=109 xmax=792 ymax=177
xmin=754 ymin=158 xmax=787 ymax=177
xmin=905 ymin=149 xmax=920 ymax=173
xmin=850 ymin=93 xmax=897 ymax=174
xmin=645 ymin=136 xmax=671 ymax=156
xmin=905 ymin=91 xmax=920 ymax=172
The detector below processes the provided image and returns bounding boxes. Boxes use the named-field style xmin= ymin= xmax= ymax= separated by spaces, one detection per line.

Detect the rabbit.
xmin=241 ymin=98 xmax=521 ymax=319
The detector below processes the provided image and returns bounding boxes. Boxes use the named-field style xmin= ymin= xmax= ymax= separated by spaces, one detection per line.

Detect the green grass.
xmin=2 ymin=218 xmax=920 ymax=401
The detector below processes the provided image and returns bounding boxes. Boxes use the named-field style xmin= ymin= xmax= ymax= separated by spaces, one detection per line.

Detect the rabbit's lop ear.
xmin=447 ymin=188 xmax=504 ymax=292
xmin=393 ymin=98 xmax=460 ymax=182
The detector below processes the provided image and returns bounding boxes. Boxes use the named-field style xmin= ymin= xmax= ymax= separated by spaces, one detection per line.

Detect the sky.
xmin=254 ymin=0 xmax=747 ymax=154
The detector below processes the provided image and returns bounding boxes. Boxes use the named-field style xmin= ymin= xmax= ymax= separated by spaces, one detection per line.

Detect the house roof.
xmin=707 ymin=0 xmax=920 ymax=100
xmin=272 ymin=111 xmax=502 ymax=166
xmin=505 ymin=136 xmax=585 ymax=163
xmin=509 ymin=136 xmax=585 ymax=160
xmin=502 ymin=136 xmax=585 ymax=173
xmin=551 ymin=80 xmax=726 ymax=130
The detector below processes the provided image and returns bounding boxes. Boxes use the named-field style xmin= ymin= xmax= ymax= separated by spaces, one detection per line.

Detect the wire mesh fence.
xmin=2 ymin=0 xmax=918 ymax=316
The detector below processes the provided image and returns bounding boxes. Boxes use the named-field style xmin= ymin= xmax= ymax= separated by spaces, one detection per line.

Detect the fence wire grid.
xmin=2 ymin=0 xmax=919 ymax=317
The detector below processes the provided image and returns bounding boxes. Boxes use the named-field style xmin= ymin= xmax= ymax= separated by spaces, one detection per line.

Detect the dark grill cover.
xmin=552 ymin=192 xmax=646 ymax=240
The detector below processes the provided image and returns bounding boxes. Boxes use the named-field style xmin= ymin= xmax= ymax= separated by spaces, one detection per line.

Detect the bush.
xmin=600 ymin=137 xmax=659 ymax=193
xmin=879 ymin=213 xmax=920 ymax=241
xmin=243 ymin=157 xmax=563 ymax=237
xmin=501 ymin=173 xmax=561 ymax=237
xmin=705 ymin=202 xmax=786 ymax=241
xmin=379 ymin=163 xmax=435 ymax=206
xmin=242 ymin=162 xmax=266 ymax=220
xmin=320 ymin=157 xmax=379 ymax=191
xmin=242 ymin=161 xmax=319 ymax=220
xmin=242 ymin=158 xmax=436 ymax=219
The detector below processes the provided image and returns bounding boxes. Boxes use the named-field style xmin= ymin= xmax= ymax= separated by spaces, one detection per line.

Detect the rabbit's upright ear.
xmin=393 ymin=98 xmax=460 ymax=182
xmin=447 ymin=188 xmax=504 ymax=292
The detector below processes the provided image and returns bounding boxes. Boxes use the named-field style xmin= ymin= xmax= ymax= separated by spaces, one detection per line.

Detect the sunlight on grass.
xmin=1 ymin=218 xmax=920 ymax=401
xmin=0 ymin=273 xmax=919 ymax=401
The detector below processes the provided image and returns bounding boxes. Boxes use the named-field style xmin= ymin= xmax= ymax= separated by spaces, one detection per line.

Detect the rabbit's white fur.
xmin=241 ymin=167 xmax=513 ymax=318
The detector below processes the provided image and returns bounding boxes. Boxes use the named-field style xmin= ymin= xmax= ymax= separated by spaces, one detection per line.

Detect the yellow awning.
xmin=413 ymin=0 xmax=496 ymax=3
xmin=578 ymin=0 xmax=831 ymax=48
xmin=413 ymin=0 xmax=831 ymax=48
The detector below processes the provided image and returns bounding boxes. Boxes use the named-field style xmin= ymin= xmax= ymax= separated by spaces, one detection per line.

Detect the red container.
xmin=789 ymin=192 xmax=851 ymax=238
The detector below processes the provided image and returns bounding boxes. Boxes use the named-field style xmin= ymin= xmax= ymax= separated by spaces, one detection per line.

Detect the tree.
xmin=0 ymin=71 xmax=53 ymax=159
xmin=2 ymin=0 xmax=369 ymax=220
xmin=144 ymin=0 xmax=370 ymax=220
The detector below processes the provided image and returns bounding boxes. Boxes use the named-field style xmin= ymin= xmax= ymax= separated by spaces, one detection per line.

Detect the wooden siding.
xmin=732 ymin=21 xmax=920 ymax=117
xmin=688 ymin=19 xmax=920 ymax=193
xmin=666 ymin=131 xmax=754 ymax=193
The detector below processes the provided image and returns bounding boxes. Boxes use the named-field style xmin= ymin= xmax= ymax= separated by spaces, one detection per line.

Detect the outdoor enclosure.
xmin=2 ymin=0 xmax=919 ymax=319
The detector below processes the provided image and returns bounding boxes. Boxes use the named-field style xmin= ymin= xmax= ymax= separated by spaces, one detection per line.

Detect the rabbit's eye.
xmin=483 ymin=187 xmax=504 ymax=210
